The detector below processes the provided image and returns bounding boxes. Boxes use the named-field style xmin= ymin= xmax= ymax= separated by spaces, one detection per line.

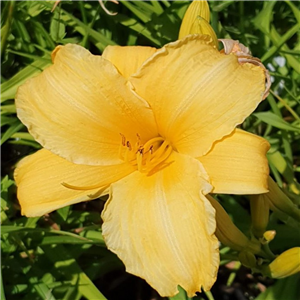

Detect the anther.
xmin=137 ymin=150 xmax=143 ymax=171
xmin=149 ymin=145 xmax=154 ymax=154
xmin=136 ymin=134 xmax=141 ymax=148
xmin=120 ymin=133 xmax=126 ymax=146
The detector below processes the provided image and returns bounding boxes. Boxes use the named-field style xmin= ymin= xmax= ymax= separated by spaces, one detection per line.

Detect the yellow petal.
xmin=130 ymin=35 xmax=266 ymax=158
xmin=102 ymin=152 xmax=219 ymax=297
xmin=199 ymin=129 xmax=270 ymax=194
xmin=102 ymin=45 xmax=157 ymax=78
xmin=14 ymin=149 xmax=135 ymax=217
xmin=16 ymin=44 xmax=157 ymax=166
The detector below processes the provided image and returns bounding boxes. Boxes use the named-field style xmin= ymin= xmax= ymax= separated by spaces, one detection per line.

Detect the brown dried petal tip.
xmin=219 ymin=39 xmax=271 ymax=100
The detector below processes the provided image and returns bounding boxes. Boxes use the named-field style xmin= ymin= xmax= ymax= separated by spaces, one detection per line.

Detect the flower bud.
xmin=191 ymin=17 xmax=218 ymax=48
xmin=263 ymin=247 xmax=300 ymax=279
xmin=266 ymin=177 xmax=300 ymax=222
xmin=262 ymin=230 xmax=276 ymax=243
xmin=207 ymin=195 xmax=260 ymax=254
xmin=238 ymin=250 xmax=257 ymax=269
xmin=250 ymin=195 xmax=269 ymax=238
xmin=179 ymin=1 xmax=218 ymax=48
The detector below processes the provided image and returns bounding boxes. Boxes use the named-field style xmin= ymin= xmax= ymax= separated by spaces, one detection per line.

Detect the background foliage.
xmin=1 ymin=1 xmax=300 ymax=300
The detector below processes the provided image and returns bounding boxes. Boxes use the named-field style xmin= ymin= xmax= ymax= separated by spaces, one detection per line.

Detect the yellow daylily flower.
xmin=15 ymin=34 xmax=269 ymax=297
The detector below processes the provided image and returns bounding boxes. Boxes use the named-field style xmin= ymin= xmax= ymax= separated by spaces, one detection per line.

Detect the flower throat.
xmin=119 ymin=134 xmax=173 ymax=176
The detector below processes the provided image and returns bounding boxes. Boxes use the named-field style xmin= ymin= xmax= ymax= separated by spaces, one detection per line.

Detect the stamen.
xmin=149 ymin=144 xmax=173 ymax=168
xmin=118 ymin=134 xmax=173 ymax=175
xmin=126 ymin=141 xmax=132 ymax=151
xmin=143 ymin=137 xmax=165 ymax=152
xmin=146 ymin=146 xmax=153 ymax=165
xmin=137 ymin=149 xmax=143 ymax=172
xmin=150 ymin=140 xmax=169 ymax=161
xmin=120 ymin=133 xmax=126 ymax=146
xmin=144 ymin=139 xmax=173 ymax=174
xmin=118 ymin=144 xmax=123 ymax=160
xmin=149 ymin=145 xmax=154 ymax=154
xmin=124 ymin=145 xmax=130 ymax=162
xmin=118 ymin=134 xmax=126 ymax=160
xmin=136 ymin=134 xmax=141 ymax=147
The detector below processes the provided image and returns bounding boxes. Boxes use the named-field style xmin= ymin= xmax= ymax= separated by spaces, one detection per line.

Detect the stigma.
xmin=119 ymin=134 xmax=173 ymax=175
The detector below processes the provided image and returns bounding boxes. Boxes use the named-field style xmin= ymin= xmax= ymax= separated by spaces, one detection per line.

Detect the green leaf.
xmin=40 ymin=236 xmax=93 ymax=245
xmin=62 ymin=287 xmax=82 ymax=300
xmin=1 ymin=176 xmax=14 ymax=192
xmin=50 ymin=10 xmax=66 ymax=42
xmin=57 ymin=206 xmax=70 ymax=222
xmin=255 ymin=274 xmax=300 ymax=300
xmin=252 ymin=1 xmax=276 ymax=34
xmin=1 ymin=268 xmax=6 ymax=300
xmin=151 ymin=1 xmax=164 ymax=15
xmin=27 ymin=1 xmax=47 ymax=17
xmin=212 ymin=1 xmax=234 ymax=12
xmin=1 ymin=58 xmax=51 ymax=102
xmin=24 ymin=217 xmax=40 ymax=228
xmin=168 ymin=286 xmax=207 ymax=300
xmin=2 ymin=226 xmax=87 ymax=239
xmin=42 ymin=245 xmax=108 ymax=300
xmin=1 ymin=104 xmax=16 ymax=114
xmin=1 ymin=116 xmax=17 ymax=126
xmin=120 ymin=1 xmax=152 ymax=23
xmin=261 ymin=23 xmax=300 ymax=70
xmin=31 ymin=281 xmax=56 ymax=300
xmin=268 ymin=25 xmax=300 ymax=73
xmin=10 ymin=132 xmax=35 ymax=141
xmin=1 ymin=121 xmax=24 ymax=145
xmin=254 ymin=112 xmax=300 ymax=132
xmin=168 ymin=286 xmax=192 ymax=300
xmin=286 ymin=1 xmax=300 ymax=23
xmin=267 ymin=151 xmax=295 ymax=184
xmin=81 ymin=229 xmax=105 ymax=243
xmin=114 ymin=14 xmax=162 ymax=46
xmin=1 ymin=1 xmax=15 ymax=58
xmin=41 ymin=1 xmax=116 ymax=51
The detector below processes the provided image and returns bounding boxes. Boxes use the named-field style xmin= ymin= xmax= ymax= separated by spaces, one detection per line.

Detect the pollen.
xmin=119 ymin=135 xmax=173 ymax=175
